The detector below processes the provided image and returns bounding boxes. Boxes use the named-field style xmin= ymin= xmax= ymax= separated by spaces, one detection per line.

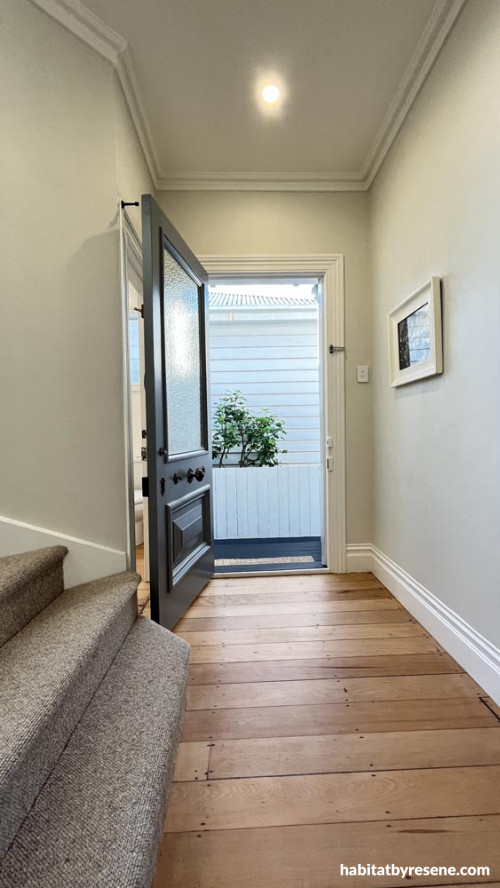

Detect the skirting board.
xmin=0 ymin=515 xmax=127 ymax=588
xmin=346 ymin=543 xmax=500 ymax=707
xmin=346 ymin=544 xmax=374 ymax=573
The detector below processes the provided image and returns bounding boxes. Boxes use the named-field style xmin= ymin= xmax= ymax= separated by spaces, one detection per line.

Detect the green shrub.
xmin=212 ymin=390 xmax=287 ymax=468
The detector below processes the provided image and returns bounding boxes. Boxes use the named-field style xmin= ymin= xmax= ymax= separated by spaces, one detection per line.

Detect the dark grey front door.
xmin=142 ymin=194 xmax=213 ymax=629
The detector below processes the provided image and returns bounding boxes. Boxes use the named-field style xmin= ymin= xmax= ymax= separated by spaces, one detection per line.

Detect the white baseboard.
xmin=346 ymin=544 xmax=374 ymax=572
xmin=0 ymin=515 xmax=127 ymax=588
xmin=346 ymin=543 xmax=500 ymax=707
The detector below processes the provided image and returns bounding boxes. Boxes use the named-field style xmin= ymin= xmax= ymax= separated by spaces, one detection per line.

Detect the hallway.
xmin=153 ymin=573 xmax=500 ymax=887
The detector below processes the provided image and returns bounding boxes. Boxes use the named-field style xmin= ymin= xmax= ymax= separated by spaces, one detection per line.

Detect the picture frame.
xmin=388 ymin=277 xmax=443 ymax=387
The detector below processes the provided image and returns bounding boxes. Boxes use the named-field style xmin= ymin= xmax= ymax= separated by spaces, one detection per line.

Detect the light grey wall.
xmin=157 ymin=191 xmax=373 ymax=545
xmin=0 ymin=0 xmax=153 ymax=552
xmin=369 ymin=0 xmax=500 ymax=643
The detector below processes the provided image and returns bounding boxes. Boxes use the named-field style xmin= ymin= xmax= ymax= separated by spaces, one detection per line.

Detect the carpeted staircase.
xmin=0 ymin=546 xmax=189 ymax=888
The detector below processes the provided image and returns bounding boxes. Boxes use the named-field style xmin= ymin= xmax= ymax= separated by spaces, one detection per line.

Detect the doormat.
xmin=214 ymin=555 xmax=316 ymax=566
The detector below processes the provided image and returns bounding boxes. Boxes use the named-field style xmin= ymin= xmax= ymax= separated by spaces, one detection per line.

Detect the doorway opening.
xmin=121 ymin=212 xmax=149 ymax=589
xmin=208 ymin=276 xmax=327 ymax=574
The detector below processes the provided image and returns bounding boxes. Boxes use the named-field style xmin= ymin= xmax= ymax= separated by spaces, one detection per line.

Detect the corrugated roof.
xmin=209 ymin=292 xmax=318 ymax=309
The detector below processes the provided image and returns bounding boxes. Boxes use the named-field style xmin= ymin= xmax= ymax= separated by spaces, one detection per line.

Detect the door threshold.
xmin=213 ymin=536 xmax=324 ymax=574
xmin=213 ymin=567 xmax=330 ymax=579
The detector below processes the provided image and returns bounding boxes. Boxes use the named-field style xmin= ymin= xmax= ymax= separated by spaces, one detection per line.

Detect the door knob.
xmin=187 ymin=467 xmax=205 ymax=483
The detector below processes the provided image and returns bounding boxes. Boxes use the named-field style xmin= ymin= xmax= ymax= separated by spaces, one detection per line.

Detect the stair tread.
xmin=0 ymin=547 xmax=68 ymax=596
xmin=0 ymin=618 xmax=190 ymax=888
xmin=0 ymin=570 xmax=140 ymax=858
xmin=0 ymin=547 xmax=68 ymax=648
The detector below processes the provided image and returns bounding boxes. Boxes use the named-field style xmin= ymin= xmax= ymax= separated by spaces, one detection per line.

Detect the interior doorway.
xmin=121 ymin=212 xmax=149 ymax=580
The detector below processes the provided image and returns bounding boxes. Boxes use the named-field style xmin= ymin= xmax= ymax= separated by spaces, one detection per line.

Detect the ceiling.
xmin=34 ymin=0 xmax=466 ymax=189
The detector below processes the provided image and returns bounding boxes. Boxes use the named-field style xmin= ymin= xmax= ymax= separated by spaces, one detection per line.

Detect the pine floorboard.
xmin=152 ymin=572 xmax=500 ymax=887
xmin=155 ymin=817 xmax=500 ymax=888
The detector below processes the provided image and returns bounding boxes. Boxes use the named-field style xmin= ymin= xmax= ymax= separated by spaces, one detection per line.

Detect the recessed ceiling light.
xmin=261 ymin=84 xmax=280 ymax=104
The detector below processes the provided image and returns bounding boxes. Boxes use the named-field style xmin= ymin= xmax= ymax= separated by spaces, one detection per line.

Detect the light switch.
xmin=357 ymin=365 xmax=369 ymax=383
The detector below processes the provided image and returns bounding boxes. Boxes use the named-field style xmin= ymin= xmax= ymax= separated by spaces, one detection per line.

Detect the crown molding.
xmin=114 ymin=45 xmax=161 ymax=184
xmin=157 ymin=171 xmax=367 ymax=192
xmin=362 ymin=0 xmax=467 ymax=186
xmin=30 ymin=0 xmax=467 ymax=193
xmin=29 ymin=0 xmax=161 ymax=185
xmin=30 ymin=0 xmax=125 ymax=63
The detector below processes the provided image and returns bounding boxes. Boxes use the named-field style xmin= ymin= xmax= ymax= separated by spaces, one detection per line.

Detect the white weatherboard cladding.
xmin=209 ymin=308 xmax=321 ymax=465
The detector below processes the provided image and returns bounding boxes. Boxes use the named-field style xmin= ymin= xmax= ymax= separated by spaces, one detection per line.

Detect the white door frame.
xmin=200 ymin=254 xmax=346 ymax=574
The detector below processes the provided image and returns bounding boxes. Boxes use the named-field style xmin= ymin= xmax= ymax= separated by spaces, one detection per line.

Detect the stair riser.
xmin=0 ymin=593 xmax=137 ymax=859
xmin=0 ymin=558 xmax=66 ymax=648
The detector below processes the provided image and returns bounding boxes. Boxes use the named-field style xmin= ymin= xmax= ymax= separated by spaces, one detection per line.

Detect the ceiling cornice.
xmin=30 ymin=0 xmax=467 ymax=193
xmin=156 ymin=171 xmax=367 ymax=192
xmin=361 ymin=0 xmax=467 ymax=186
xmin=30 ymin=0 xmax=161 ymax=184
xmin=30 ymin=0 xmax=126 ymax=63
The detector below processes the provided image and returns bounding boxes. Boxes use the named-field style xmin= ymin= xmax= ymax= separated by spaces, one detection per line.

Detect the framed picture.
xmin=388 ymin=277 xmax=443 ymax=387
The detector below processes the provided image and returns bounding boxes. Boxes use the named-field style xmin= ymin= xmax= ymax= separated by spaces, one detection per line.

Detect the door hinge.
xmin=142 ymin=476 xmax=149 ymax=497
xmin=134 ymin=305 xmax=144 ymax=319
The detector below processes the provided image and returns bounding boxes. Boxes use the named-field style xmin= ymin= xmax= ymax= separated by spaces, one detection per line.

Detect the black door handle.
xmin=187 ymin=467 xmax=205 ymax=483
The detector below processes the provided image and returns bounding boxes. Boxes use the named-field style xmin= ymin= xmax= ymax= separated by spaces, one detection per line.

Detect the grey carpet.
xmin=0 ymin=618 xmax=190 ymax=888
xmin=0 ymin=547 xmax=67 ymax=647
xmin=0 ymin=570 xmax=140 ymax=858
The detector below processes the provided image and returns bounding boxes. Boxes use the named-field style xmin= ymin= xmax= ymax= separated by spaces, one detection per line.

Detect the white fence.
xmin=213 ymin=465 xmax=322 ymax=539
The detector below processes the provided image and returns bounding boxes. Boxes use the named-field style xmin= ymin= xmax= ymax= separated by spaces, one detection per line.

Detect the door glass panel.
xmin=163 ymin=246 xmax=202 ymax=455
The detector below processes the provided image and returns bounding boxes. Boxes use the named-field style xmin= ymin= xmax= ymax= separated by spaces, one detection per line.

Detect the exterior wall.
xmin=0 ymin=0 xmax=154 ymax=568
xmin=209 ymin=306 xmax=321 ymax=465
xmin=369 ymin=0 xmax=500 ymax=644
xmin=158 ymin=190 xmax=372 ymax=545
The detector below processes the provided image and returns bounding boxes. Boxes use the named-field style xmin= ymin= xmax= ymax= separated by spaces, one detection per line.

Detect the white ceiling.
xmin=35 ymin=0 xmax=466 ymax=189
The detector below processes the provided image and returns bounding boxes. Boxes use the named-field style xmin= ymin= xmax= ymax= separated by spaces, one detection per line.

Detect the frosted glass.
xmin=163 ymin=248 xmax=202 ymax=455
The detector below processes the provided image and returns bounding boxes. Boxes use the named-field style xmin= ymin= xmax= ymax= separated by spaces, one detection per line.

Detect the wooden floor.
xmin=135 ymin=545 xmax=151 ymax=618
xmin=146 ymin=567 xmax=500 ymax=887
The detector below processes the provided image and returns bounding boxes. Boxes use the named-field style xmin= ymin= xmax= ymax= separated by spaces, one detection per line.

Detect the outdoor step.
xmin=0 ymin=570 xmax=140 ymax=859
xmin=0 ymin=618 xmax=190 ymax=888
xmin=0 ymin=547 xmax=68 ymax=647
